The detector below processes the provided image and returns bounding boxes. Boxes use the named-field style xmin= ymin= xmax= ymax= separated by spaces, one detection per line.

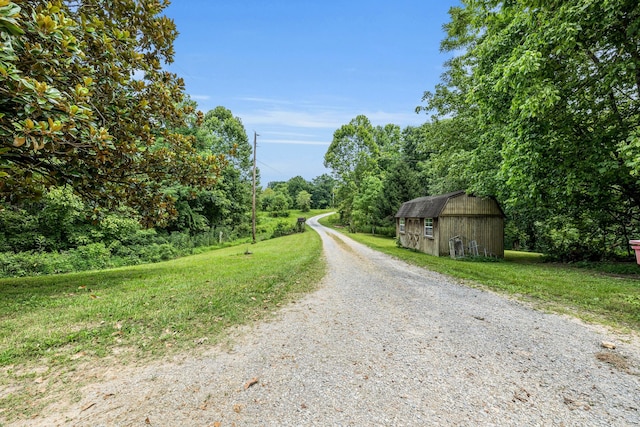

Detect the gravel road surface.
xmin=30 ymin=213 xmax=640 ymax=426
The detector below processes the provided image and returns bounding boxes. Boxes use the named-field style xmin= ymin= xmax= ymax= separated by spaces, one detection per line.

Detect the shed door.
xmin=407 ymin=219 xmax=421 ymax=249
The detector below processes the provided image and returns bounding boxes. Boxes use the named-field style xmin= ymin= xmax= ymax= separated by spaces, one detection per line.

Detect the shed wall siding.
xmin=441 ymin=194 xmax=503 ymax=217
xmin=396 ymin=218 xmax=439 ymax=256
xmin=438 ymin=216 xmax=504 ymax=257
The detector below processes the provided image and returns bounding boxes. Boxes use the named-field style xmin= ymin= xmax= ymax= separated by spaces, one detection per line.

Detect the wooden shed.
xmin=395 ymin=191 xmax=505 ymax=258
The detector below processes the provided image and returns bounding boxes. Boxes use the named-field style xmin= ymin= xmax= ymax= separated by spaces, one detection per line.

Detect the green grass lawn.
xmin=0 ymin=228 xmax=324 ymax=421
xmin=320 ymin=216 xmax=640 ymax=333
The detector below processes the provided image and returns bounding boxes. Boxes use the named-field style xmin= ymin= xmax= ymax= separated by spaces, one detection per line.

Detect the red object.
xmin=630 ymin=240 xmax=640 ymax=264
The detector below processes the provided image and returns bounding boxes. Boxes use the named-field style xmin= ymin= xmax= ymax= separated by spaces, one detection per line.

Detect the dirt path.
xmin=18 ymin=214 xmax=640 ymax=426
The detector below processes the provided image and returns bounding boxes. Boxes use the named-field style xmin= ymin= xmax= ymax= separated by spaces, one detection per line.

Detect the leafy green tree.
xmin=267 ymin=181 xmax=285 ymax=190
xmin=296 ymin=190 xmax=312 ymax=212
xmin=286 ymin=176 xmax=312 ymax=203
xmin=37 ymin=186 xmax=86 ymax=249
xmin=352 ymin=175 xmax=383 ymax=232
xmin=198 ymin=106 xmax=252 ymax=179
xmin=259 ymin=187 xmax=275 ymax=211
xmin=423 ymin=0 xmax=640 ymax=259
xmin=324 ymin=115 xmax=382 ymax=221
xmin=0 ymin=186 xmax=146 ymax=253
xmin=171 ymin=106 xmax=253 ymax=234
xmin=324 ymin=115 xmax=380 ymax=187
xmin=0 ymin=1 xmax=223 ymax=225
xmin=267 ymin=193 xmax=290 ymax=217
xmin=310 ymin=174 xmax=336 ymax=209
xmin=260 ymin=186 xmax=290 ymax=217
xmin=376 ymin=159 xmax=423 ymax=225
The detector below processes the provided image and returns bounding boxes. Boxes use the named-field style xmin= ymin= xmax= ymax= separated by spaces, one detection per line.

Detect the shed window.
xmin=424 ymin=218 xmax=433 ymax=237
xmin=399 ymin=218 xmax=405 ymax=233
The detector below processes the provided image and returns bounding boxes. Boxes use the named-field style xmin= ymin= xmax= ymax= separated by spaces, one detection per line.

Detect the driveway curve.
xmin=32 ymin=213 xmax=640 ymax=426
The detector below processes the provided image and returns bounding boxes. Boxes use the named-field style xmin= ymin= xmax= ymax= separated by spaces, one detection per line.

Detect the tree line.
xmin=2 ymin=0 xmax=638 ymax=273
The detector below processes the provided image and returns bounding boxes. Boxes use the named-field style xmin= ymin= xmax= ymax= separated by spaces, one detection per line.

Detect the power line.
xmin=257 ymin=160 xmax=283 ymax=174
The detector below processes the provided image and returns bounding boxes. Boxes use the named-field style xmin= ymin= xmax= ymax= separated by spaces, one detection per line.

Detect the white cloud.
xmin=241 ymin=109 xmax=346 ymax=129
xmin=261 ymin=139 xmax=331 ymax=146
xmin=190 ymin=94 xmax=211 ymax=101
xmin=241 ymin=107 xmax=424 ymax=131
xmin=236 ymin=96 xmax=293 ymax=105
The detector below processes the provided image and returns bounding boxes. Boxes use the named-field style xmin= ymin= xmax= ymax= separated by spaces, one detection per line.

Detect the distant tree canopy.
xmin=262 ymin=176 xmax=335 ymax=211
xmin=0 ymin=0 xmax=224 ymax=225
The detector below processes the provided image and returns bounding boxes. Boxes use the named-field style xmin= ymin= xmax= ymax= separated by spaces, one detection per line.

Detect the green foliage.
xmin=0 ymin=1 xmax=224 ymax=225
xmin=271 ymin=220 xmax=296 ymax=238
xmin=0 ymin=207 xmax=330 ymax=278
xmin=324 ymin=115 xmax=380 ymax=187
xmin=352 ymin=175 xmax=383 ymax=230
xmin=310 ymin=173 xmax=336 ymax=209
xmin=198 ymin=106 xmax=252 ymax=175
xmin=325 ymin=115 xmax=421 ymax=226
xmin=261 ymin=186 xmax=291 ymax=217
xmin=164 ymin=106 xmax=253 ymax=235
xmin=295 ymin=190 xmax=312 ymax=212
xmin=287 ymin=176 xmax=312 ymax=203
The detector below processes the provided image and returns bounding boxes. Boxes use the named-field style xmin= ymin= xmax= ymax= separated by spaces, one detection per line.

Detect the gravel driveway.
xmin=32 ymin=213 xmax=640 ymax=426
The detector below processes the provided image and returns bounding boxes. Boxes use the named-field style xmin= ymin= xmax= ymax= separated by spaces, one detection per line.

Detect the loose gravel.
xmin=25 ymin=214 xmax=640 ymax=426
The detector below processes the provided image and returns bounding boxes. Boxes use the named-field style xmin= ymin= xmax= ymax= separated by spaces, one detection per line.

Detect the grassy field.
xmin=320 ymin=216 xmax=640 ymax=333
xmin=0 ymin=227 xmax=324 ymax=421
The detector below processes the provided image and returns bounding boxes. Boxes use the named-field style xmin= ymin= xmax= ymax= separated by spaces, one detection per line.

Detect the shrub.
xmin=167 ymin=231 xmax=194 ymax=251
xmin=69 ymin=243 xmax=112 ymax=271
xmin=137 ymin=243 xmax=180 ymax=263
xmin=269 ymin=210 xmax=290 ymax=218
xmin=99 ymin=214 xmax=142 ymax=243
xmin=0 ymin=251 xmax=73 ymax=277
xmin=271 ymin=221 xmax=295 ymax=238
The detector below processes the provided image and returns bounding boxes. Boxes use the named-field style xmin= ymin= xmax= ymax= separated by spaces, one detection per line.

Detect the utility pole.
xmin=252 ymin=131 xmax=258 ymax=244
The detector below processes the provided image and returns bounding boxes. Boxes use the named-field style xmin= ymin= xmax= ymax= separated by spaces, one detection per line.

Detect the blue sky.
xmin=164 ymin=0 xmax=459 ymax=185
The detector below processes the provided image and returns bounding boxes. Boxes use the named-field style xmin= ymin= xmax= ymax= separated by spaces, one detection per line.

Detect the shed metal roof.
xmin=394 ymin=190 xmax=465 ymax=218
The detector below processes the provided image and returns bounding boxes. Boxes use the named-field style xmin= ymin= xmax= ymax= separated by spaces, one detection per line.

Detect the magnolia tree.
xmin=0 ymin=0 xmax=224 ymax=225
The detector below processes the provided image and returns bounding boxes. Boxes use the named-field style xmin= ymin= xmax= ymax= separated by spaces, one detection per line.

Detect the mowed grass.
xmin=0 ymin=229 xmax=324 ymax=421
xmin=321 ymin=218 xmax=640 ymax=332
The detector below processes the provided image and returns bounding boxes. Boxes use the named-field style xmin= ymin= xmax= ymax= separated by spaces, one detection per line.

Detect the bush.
xmin=0 ymin=251 xmax=73 ymax=277
xmin=269 ymin=210 xmax=290 ymax=218
xmin=69 ymin=243 xmax=112 ymax=271
xmin=271 ymin=221 xmax=295 ymax=238
xmin=121 ymin=228 xmax=166 ymax=246
xmin=167 ymin=231 xmax=194 ymax=251
xmin=137 ymin=243 xmax=180 ymax=263
xmin=99 ymin=214 xmax=141 ymax=243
